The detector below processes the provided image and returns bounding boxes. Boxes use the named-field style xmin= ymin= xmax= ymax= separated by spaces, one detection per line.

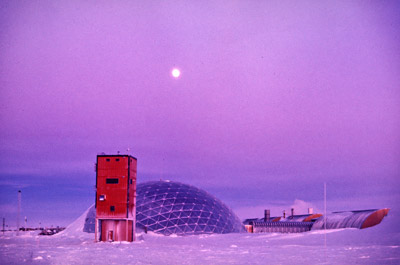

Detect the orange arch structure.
xmin=361 ymin=208 xmax=390 ymax=229
xmin=303 ymin=214 xmax=323 ymax=222
xmin=312 ymin=208 xmax=390 ymax=230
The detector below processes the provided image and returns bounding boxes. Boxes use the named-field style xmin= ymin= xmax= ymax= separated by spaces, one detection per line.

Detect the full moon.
xmin=171 ymin=68 xmax=181 ymax=78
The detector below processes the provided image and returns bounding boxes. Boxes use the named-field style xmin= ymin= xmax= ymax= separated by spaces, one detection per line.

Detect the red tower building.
xmin=95 ymin=154 xmax=137 ymax=242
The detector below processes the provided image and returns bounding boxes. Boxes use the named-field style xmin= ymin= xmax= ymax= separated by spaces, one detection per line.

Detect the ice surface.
xmin=1 ymin=209 xmax=399 ymax=264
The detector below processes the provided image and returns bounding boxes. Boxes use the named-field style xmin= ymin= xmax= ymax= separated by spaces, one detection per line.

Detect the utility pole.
xmin=17 ymin=190 xmax=21 ymax=235
xmin=324 ymin=182 xmax=327 ymax=247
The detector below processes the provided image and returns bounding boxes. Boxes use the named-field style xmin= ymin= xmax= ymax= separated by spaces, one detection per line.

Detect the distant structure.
xmin=17 ymin=190 xmax=21 ymax=235
xmin=312 ymin=209 xmax=390 ymax=230
xmin=244 ymin=209 xmax=322 ymax=233
xmin=243 ymin=208 xmax=389 ymax=233
xmin=95 ymin=154 xmax=137 ymax=242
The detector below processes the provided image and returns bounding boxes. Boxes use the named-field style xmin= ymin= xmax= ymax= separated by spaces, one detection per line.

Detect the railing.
xmin=251 ymin=221 xmax=313 ymax=233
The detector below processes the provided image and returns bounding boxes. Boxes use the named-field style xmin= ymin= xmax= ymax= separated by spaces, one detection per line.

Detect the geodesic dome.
xmin=83 ymin=180 xmax=245 ymax=235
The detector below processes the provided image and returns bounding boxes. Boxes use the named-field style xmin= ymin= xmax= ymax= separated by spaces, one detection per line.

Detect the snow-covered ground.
xmin=1 ymin=210 xmax=399 ymax=264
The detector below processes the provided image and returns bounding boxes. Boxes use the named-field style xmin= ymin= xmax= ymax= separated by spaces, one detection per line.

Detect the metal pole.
xmin=324 ymin=182 xmax=327 ymax=247
xmin=95 ymin=218 xmax=98 ymax=242
xmin=125 ymin=219 xmax=128 ymax=241
xmin=2 ymin=218 xmax=5 ymax=234
xmin=17 ymin=190 xmax=21 ymax=235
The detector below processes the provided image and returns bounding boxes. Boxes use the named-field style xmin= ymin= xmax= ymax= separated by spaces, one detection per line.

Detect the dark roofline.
xmin=97 ymin=154 xmax=137 ymax=160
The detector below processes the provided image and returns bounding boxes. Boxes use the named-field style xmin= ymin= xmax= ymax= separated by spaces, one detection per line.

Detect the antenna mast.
xmin=324 ymin=182 xmax=327 ymax=247
xmin=17 ymin=190 xmax=21 ymax=235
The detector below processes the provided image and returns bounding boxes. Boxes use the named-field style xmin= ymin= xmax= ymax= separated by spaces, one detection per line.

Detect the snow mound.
xmin=55 ymin=205 xmax=92 ymax=238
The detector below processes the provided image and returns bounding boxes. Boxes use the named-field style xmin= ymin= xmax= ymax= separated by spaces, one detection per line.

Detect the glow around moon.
xmin=171 ymin=68 xmax=181 ymax=78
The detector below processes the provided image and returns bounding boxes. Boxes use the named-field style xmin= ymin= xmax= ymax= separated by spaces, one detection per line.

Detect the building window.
xmin=110 ymin=206 xmax=115 ymax=212
xmin=106 ymin=158 xmax=110 ymax=162
xmin=106 ymin=178 xmax=119 ymax=184
xmin=116 ymin=158 xmax=120 ymax=162
xmin=130 ymin=179 xmax=133 ymax=184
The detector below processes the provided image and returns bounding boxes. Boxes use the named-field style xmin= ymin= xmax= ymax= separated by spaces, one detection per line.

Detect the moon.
xmin=171 ymin=68 xmax=181 ymax=78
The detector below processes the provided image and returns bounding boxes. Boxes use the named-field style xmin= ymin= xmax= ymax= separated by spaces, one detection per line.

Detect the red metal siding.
xmin=95 ymin=154 xmax=137 ymax=242
xmin=128 ymin=157 xmax=137 ymax=219
xmin=96 ymin=156 xmax=129 ymax=218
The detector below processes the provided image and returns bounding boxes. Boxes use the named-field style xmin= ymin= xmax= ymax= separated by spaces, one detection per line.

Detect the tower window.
xmin=116 ymin=158 xmax=120 ymax=162
xmin=106 ymin=178 xmax=119 ymax=184
xmin=106 ymin=159 xmax=110 ymax=162
xmin=110 ymin=206 xmax=115 ymax=212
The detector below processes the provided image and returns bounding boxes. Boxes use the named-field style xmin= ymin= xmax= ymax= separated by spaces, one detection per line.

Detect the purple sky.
xmin=1 ymin=1 xmax=399 ymax=226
